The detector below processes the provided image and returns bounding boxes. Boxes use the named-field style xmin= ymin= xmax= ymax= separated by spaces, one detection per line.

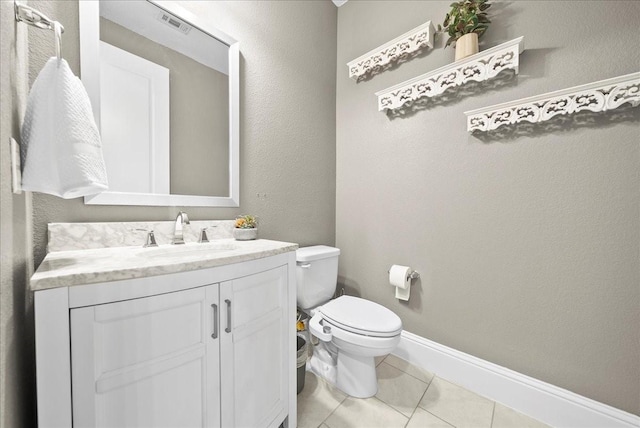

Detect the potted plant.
xmin=440 ymin=0 xmax=491 ymax=61
xmin=233 ymin=215 xmax=258 ymax=240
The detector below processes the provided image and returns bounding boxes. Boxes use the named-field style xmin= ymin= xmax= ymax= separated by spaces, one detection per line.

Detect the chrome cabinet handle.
xmin=211 ymin=303 xmax=218 ymax=339
xmin=225 ymin=299 xmax=232 ymax=333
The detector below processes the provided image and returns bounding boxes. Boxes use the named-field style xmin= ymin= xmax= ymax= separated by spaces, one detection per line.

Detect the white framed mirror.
xmin=80 ymin=0 xmax=239 ymax=207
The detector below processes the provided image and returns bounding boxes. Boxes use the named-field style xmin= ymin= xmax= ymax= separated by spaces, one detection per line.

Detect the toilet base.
xmin=308 ymin=342 xmax=337 ymax=385
xmin=308 ymin=341 xmax=378 ymax=398
xmin=336 ymin=352 xmax=377 ymax=398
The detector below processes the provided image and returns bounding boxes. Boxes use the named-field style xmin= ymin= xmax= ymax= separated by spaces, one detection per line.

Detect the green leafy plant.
xmin=235 ymin=215 xmax=257 ymax=229
xmin=439 ymin=0 xmax=491 ymax=48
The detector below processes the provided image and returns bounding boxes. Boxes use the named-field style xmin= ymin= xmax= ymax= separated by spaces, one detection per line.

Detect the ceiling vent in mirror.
xmin=157 ymin=12 xmax=191 ymax=34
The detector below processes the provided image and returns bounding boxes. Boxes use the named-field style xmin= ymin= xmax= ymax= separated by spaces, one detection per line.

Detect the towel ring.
xmin=14 ymin=1 xmax=64 ymax=60
xmin=53 ymin=21 xmax=62 ymax=61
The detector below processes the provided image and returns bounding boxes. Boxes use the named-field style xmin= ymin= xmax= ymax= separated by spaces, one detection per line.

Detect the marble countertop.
xmin=31 ymin=239 xmax=298 ymax=291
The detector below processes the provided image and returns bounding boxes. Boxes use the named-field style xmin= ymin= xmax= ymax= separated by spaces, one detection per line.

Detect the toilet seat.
xmin=319 ymin=296 xmax=402 ymax=338
xmin=325 ymin=318 xmax=401 ymax=350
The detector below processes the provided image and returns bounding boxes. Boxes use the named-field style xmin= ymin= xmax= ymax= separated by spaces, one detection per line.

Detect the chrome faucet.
xmin=172 ymin=211 xmax=190 ymax=244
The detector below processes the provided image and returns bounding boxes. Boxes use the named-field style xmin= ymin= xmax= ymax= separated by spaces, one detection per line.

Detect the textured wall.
xmin=336 ymin=0 xmax=639 ymax=415
xmin=30 ymin=0 xmax=337 ymax=265
xmin=0 ymin=2 xmax=36 ymax=427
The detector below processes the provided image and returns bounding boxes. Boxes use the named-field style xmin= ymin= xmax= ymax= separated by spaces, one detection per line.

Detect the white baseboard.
xmin=392 ymin=331 xmax=640 ymax=428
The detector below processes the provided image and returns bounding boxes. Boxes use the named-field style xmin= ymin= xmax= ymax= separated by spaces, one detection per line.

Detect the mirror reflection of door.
xmin=99 ymin=1 xmax=230 ymax=197
xmin=100 ymin=41 xmax=170 ymax=194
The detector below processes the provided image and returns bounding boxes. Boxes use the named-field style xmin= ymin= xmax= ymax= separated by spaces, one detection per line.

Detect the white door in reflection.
xmin=100 ymin=41 xmax=170 ymax=194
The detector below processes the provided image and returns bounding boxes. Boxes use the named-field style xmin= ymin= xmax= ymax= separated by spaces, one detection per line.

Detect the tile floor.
xmin=297 ymin=354 xmax=549 ymax=428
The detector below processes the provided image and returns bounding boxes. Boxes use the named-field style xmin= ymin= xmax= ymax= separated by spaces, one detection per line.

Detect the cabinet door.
xmin=220 ymin=266 xmax=288 ymax=428
xmin=71 ymin=285 xmax=220 ymax=428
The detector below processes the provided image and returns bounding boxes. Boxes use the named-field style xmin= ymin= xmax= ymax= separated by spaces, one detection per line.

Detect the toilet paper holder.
xmin=388 ymin=269 xmax=420 ymax=281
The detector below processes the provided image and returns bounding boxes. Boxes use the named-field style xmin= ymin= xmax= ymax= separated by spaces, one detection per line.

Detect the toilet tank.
xmin=296 ymin=246 xmax=340 ymax=310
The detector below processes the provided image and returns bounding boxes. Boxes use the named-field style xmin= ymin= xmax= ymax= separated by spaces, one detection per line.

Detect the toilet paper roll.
xmin=389 ymin=265 xmax=411 ymax=301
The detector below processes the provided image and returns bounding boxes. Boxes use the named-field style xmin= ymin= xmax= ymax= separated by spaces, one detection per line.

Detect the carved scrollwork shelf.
xmin=375 ymin=37 xmax=524 ymax=112
xmin=465 ymin=72 xmax=640 ymax=133
xmin=347 ymin=21 xmax=435 ymax=81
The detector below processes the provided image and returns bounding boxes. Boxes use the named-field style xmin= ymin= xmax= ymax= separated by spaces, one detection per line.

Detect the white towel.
xmin=21 ymin=57 xmax=108 ymax=198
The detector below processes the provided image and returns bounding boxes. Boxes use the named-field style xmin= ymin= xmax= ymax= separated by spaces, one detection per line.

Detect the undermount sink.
xmin=138 ymin=242 xmax=238 ymax=259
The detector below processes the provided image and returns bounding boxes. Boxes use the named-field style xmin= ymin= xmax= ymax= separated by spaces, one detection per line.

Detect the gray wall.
xmin=336 ymin=0 xmax=639 ymax=415
xmin=0 ymin=2 xmax=36 ymax=427
xmin=100 ymin=17 xmax=230 ymax=197
xmin=29 ymin=0 xmax=337 ymax=266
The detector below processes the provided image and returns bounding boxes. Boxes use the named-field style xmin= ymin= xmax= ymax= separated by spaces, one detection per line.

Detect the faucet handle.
xmin=135 ymin=228 xmax=158 ymax=248
xmin=199 ymin=228 xmax=209 ymax=243
xmin=198 ymin=226 xmax=218 ymax=243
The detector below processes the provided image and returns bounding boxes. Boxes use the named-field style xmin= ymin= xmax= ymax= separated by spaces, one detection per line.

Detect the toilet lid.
xmin=320 ymin=296 xmax=402 ymax=337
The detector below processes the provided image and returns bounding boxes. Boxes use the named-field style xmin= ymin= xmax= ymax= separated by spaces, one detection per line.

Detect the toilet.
xmin=296 ymin=245 xmax=402 ymax=398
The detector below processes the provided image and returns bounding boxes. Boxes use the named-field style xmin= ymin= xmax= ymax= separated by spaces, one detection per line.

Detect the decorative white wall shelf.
xmin=347 ymin=21 xmax=434 ymax=81
xmin=465 ymin=72 xmax=640 ymax=132
xmin=376 ymin=37 xmax=524 ymax=112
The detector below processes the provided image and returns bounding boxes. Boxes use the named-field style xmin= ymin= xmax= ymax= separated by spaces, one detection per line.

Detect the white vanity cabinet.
xmin=70 ymin=285 xmax=222 ymax=427
xmin=34 ymin=252 xmax=296 ymax=428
